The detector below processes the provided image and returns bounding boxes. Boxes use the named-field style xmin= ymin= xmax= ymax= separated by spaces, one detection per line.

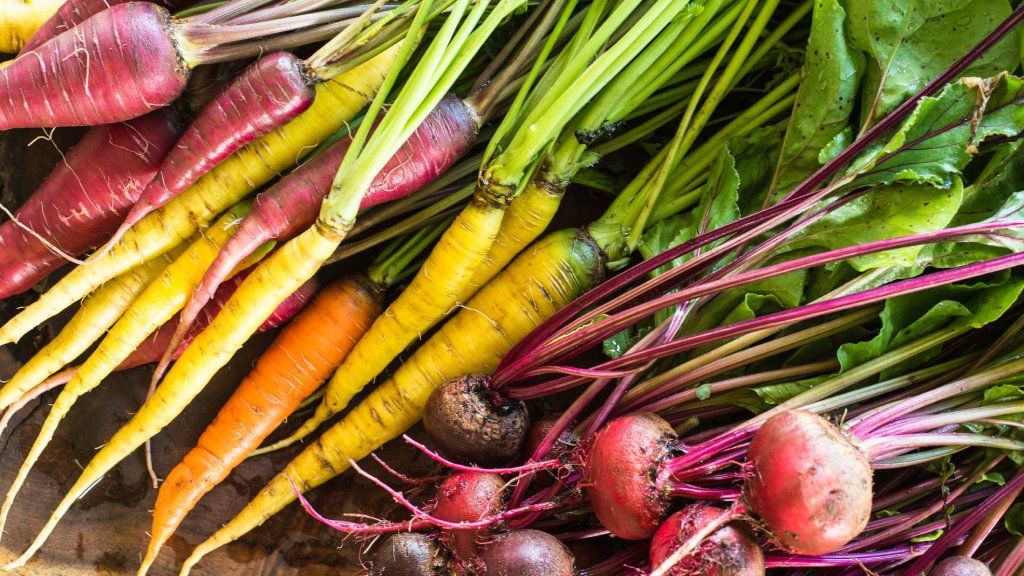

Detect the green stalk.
xmin=367 ymin=218 xmax=453 ymax=286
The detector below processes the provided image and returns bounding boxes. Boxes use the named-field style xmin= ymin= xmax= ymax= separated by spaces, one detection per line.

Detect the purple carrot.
xmin=160 ymin=93 xmax=478 ymax=374
xmin=98 ymin=51 xmax=316 ymax=254
xmin=19 ymin=0 xmax=193 ymax=53
xmin=0 ymin=108 xmax=182 ymax=299
xmin=0 ymin=3 xmax=189 ymax=128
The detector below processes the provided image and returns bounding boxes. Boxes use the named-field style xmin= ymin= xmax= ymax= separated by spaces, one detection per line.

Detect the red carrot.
xmin=162 ymin=93 xmax=477 ymax=371
xmin=0 ymin=3 xmax=188 ymax=128
xmin=19 ymin=0 xmax=192 ymax=53
xmin=99 ymin=51 xmax=316 ymax=253
xmin=0 ymin=108 xmax=182 ymax=299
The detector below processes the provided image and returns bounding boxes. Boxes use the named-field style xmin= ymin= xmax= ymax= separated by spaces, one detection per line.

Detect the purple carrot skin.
xmin=165 ymin=93 xmax=477 ymax=367
xmin=100 ymin=52 xmax=317 ymax=254
xmin=0 ymin=2 xmax=189 ymax=128
xmin=0 ymin=108 xmax=181 ymax=299
xmin=19 ymin=0 xmax=192 ymax=52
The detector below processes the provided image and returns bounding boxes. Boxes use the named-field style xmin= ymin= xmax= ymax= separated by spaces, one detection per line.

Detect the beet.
xmin=371 ymin=533 xmax=451 ymax=576
xmin=930 ymin=556 xmax=993 ymax=576
xmin=423 ymin=374 xmax=530 ymax=466
xmin=431 ymin=472 xmax=507 ymax=560
xmin=744 ymin=410 xmax=872 ymax=555
xmin=524 ymin=414 xmax=574 ymax=459
xmin=649 ymin=504 xmax=765 ymax=576
xmin=478 ymin=529 xmax=575 ymax=576
xmin=585 ymin=412 xmax=676 ymax=540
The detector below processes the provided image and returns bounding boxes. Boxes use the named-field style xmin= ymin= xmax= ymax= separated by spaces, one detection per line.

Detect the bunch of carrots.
xmin=3 ymin=0 xmax=1024 ymax=574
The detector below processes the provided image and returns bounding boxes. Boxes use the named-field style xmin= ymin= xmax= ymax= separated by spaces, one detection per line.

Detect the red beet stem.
xmin=0 ymin=108 xmax=182 ymax=299
xmin=102 ymin=51 xmax=316 ymax=254
xmin=0 ymin=2 xmax=189 ymax=128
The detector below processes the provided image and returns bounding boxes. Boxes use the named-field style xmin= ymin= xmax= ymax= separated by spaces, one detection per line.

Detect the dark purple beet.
xmin=930 ymin=556 xmax=993 ymax=576
xmin=423 ymin=374 xmax=529 ymax=466
xmin=370 ymin=533 xmax=451 ymax=576
xmin=478 ymin=530 xmax=575 ymax=576
xmin=649 ymin=504 xmax=765 ymax=576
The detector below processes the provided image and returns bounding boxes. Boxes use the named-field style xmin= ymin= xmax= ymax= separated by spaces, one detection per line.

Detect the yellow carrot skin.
xmin=179 ymin=228 xmax=605 ymax=574
xmin=288 ymin=198 xmax=506 ymax=441
xmin=0 ymin=48 xmax=399 ymax=345
xmin=0 ymin=256 xmax=169 ymax=410
xmin=0 ymin=0 xmax=62 ymax=53
xmin=2 ymin=227 xmax=341 ymax=570
xmin=465 ymin=179 xmax=564 ymax=294
xmin=0 ymin=203 xmax=264 ymax=535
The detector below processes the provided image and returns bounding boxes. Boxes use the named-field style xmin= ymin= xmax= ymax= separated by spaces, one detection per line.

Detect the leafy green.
xmin=1007 ymin=502 xmax=1024 ymax=536
xmin=769 ymin=0 xmax=864 ymax=202
xmin=847 ymin=0 xmax=1019 ymax=125
xmin=789 ymin=177 xmax=965 ymax=271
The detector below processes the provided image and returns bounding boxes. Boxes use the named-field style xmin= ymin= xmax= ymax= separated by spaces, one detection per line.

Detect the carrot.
xmin=0 ymin=254 xmax=176 ymax=412
xmin=161 ymin=93 xmax=478 ymax=374
xmin=0 ymin=202 xmax=270 ymax=535
xmin=0 ymin=109 xmax=182 ymax=300
xmin=18 ymin=0 xmax=192 ymax=53
xmin=138 ymin=275 xmax=382 ymax=575
xmin=0 ymin=0 xmax=388 ymax=128
xmin=0 ymin=0 xmax=64 ymax=53
xmin=0 ymin=272 xmax=316 ymax=444
xmin=137 ymin=220 xmax=449 ymax=574
xmin=98 ymin=51 xmax=317 ymax=254
xmin=178 ymin=227 xmax=606 ymax=573
xmin=269 ymin=0 xmax=742 ymax=449
xmin=0 ymin=46 xmax=398 ymax=345
xmin=3 ymin=1 xmax=530 ymax=564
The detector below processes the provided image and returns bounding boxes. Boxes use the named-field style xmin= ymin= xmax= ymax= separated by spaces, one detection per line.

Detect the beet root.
xmin=650 ymin=504 xmax=765 ymax=576
xmin=423 ymin=374 xmax=529 ymax=466
xmin=431 ymin=471 xmax=507 ymax=560
xmin=478 ymin=529 xmax=575 ymax=576
xmin=930 ymin=556 xmax=993 ymax=576
xmin=585 ymin=412 xmax=676 ymax=540
xmin=524 ymin=413 xmax=574 ymax=459
xmin=370 ymin=533 xmax=451 ymax=576
xmin=744 ymin=410 xmax=872 ymax=555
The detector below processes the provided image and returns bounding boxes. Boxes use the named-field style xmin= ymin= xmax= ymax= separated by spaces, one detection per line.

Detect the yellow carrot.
xmin=179 ymin=227 xmax=604 ymax=573
xmin=0 ymin=47 xmax=399 ymax=345
xmin=269 ymin=182 xmax=559 ymax=449
xmin=0 ymin=0 xmax=63 ymax=53
xmin=0 ymin=202 xmax=265 ymax=536
xmin=0 ymin=256 xmax=170 ymax=410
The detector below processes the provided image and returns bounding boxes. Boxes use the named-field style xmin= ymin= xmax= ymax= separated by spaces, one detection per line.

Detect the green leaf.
xmin=770 ymin=0 xmax=864 ymax=202
xmin=1006 ymin=502 xmax=1024 ymax=536
xmin=713 ymin=377 xmax=821 ymax=414
xmin=848 ymin=0 xmax=1019 ymax=124
xmin=837 ymin=276 xmax=1024 ymax=373
xmin=789 ymin=177 xmax=965 ymax=271
xmin=910 ymin=528 xmax=945 ymax=543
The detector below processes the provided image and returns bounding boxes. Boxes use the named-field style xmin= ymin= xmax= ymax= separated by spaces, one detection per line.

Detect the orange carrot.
xmin=136 ymin=275 xmax=383 ymax=575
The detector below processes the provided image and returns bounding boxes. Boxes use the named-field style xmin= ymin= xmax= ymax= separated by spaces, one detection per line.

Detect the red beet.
xmin=650 ymin=504 xmax=764 ymax=576
xmin=524 ymin=414 xmax=574 ymax=459
xmin=744 ymin=410 xmax=872 ymax=555
xmin=424 ymin=374 xmax=530 ymax=466
xmin=478 ymin=530 xmax=575 ymax=576
xmin=585 ymin=412 xmax=676 ymax=540
xmin=370 ymin=533 xmax=451 ymax=576
xmin=431 ymin=472 xmax=507 ymax=560
xmin=930 ymin=556 xmax=993 ymax=576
